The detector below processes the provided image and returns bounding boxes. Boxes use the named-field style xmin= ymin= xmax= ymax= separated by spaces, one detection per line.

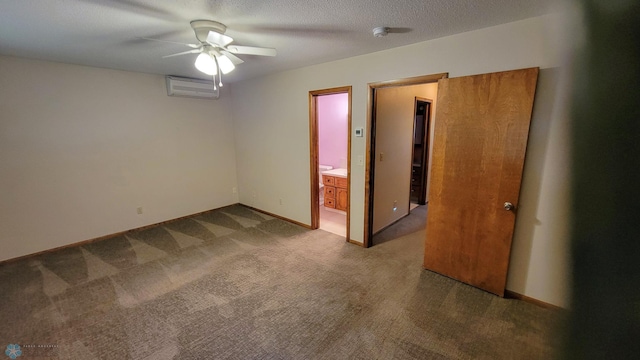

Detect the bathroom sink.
xmin=323 ymin=168 xmax=347 ymax=177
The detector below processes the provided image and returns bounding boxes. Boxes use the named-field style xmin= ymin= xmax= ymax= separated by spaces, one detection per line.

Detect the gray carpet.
xmin=0 ymin=204 xmax=563 ymax=359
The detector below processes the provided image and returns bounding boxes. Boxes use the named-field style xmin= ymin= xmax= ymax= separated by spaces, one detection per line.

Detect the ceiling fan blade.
xmin=221 ymin=50 xmax=244 ymax=65
xmin=78 ymin=0 xmax=178 ymax=22
xmin=137 ymin=37 xmax=199 ymax=48
xmin=226 ymin=45 xmax=277 ymax=57
xmin=162 ymin=49 xmax=201 ymax=58
xmin=206 ymin=31 xmax=234 ymax=47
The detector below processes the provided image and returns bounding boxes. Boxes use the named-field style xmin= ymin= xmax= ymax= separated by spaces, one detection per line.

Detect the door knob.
xmin=504 ymin=202 xmax=515 ymax=211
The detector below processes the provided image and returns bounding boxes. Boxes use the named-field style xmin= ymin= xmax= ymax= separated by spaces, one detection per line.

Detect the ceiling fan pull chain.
xmin=213 ymin=55 xmax=223 ymax=87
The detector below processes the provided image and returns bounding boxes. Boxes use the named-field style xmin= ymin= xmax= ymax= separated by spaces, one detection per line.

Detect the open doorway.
xmin=410 ymin=98 xmax=432 ymax=208
xmin=364 ymin=74 xmax=447 ymax=247
xmin=363 ymin=68 xmax=538 ymax=296
xmin=309 ymin=86 xmax=352 ymax=240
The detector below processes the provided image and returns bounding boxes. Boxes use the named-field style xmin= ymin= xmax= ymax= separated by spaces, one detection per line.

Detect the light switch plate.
xmin=355 ymin=127 xmax=364 ymax=137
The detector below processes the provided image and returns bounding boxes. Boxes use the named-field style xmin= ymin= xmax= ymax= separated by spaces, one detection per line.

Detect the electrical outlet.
xmin=279 ymin=198 xmax=283 ymax=205
xmin=137 ymin=207 xmax=143 ymax=214
xmin=232 ymin=187 xmax=237 ymax=194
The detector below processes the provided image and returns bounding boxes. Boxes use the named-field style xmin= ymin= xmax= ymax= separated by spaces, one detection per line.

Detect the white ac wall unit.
xmin=165 ymin=76 xmax=217 ymax=99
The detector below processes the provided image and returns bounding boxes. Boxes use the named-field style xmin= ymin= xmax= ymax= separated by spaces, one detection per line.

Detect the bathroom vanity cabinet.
xmin=323 ymin=173 xmax=348 ymax=211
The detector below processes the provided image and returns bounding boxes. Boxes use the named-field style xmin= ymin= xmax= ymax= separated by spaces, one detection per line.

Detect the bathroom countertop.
xmin=322 ymin=168 xmax=347 ymax=178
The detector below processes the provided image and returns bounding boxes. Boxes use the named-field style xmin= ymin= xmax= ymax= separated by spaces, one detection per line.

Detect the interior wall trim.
xmin=241 ymin=204 xmax=313 ymax=230
xmin=0 ymin=204 xmax=238 ymax=265
xmin=1 ymin=202 xmax=358 ymax=265
xmin=504 ymin=290 xmax=567 ymax=311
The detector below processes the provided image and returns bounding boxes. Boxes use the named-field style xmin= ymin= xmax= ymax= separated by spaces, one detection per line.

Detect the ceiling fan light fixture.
xmin=159 ymin=20 xmax=275 ymax=86
xmin=194 ymin=52 xmax=217 ymax=75
xmin=217 ymin=54 xmax=235 ymax=74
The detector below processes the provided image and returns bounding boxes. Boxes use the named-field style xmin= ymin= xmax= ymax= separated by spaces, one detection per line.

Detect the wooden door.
xmin=424 ymin=68 xmax=538 ymax=296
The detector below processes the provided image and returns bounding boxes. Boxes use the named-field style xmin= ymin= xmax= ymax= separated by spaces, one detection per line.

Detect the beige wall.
xmin=373 ymin=83 xmax=437 ymax=233
xmin=231 ymin=14 xmax=571 ymax=307
xmin=0 ymin=55 xmax=239 ymax=261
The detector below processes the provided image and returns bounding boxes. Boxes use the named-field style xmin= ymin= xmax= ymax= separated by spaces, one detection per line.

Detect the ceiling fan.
xmin=143 ymin=20 xmax=277 ymax=89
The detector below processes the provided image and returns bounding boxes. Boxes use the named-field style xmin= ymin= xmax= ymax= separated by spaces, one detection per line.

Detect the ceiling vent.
xmin=165 ymin=76 xmax=217 ymax=99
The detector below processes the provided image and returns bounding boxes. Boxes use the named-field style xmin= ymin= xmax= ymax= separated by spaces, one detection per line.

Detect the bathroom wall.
xmin=318 ymin=93 xmax=349 ymax=169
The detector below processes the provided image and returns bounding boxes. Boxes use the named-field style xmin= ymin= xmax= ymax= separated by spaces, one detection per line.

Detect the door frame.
xmin=309 ymin=86 xmax=352 ymax=242
xmin=363 ymin=73 xmax=447 ymax=248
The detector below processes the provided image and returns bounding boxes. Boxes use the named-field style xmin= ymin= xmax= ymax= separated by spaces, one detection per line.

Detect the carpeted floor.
xmin=0 ymin=204 xmax=563 ymax=359
xmin=373 ymin=204 xmax=429 ymax=246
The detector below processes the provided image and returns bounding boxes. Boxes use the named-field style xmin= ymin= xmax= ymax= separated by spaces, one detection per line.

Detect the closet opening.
xmin=410 ymin=98 xmax=432 ymax=208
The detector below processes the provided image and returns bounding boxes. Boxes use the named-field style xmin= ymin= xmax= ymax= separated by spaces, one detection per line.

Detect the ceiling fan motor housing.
xmin=190 ymin=20 xmax=227 ymax=43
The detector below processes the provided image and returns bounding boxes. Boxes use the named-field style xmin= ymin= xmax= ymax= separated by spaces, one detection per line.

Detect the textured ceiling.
xmin=0 ymin=0 xmax=561 ymax=83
